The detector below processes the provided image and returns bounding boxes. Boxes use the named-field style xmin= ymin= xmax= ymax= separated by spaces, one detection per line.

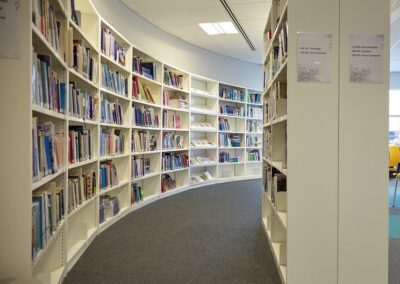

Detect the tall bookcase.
xmin=0 ymin=0 xmax=262 ymax=283
xmin=262 ymin=0 xmax=389 ymax=283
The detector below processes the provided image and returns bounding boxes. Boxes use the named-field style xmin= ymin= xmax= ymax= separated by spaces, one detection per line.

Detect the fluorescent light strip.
xmin=199 ymin=22 xmax=238 ymax=35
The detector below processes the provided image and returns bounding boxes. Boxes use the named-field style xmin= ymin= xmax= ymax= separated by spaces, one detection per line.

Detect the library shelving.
xmin=261 ymin=0 xmax=389 ymax=283
xmin=2 ymin=0 xmax=264 ymax=283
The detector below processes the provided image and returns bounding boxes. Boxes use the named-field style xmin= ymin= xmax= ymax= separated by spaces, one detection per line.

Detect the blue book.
xmin=32 ymin=196 xmax=45 ymax=250
xmin=59 ymin=83 xmax=66 ymax=113
xmin=32 ymin=201 xmax=41 ymax=255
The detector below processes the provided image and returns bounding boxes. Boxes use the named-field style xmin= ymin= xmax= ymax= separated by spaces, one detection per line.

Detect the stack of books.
xmin=101 ymin=98 xmax=124 ymax=125
xmin=70 ymin=38 xmax=98 ymax=82
xmin=99 ymin=160 xmax=118 ymax=189
xmin=219 ymin=118 xmax=230 ymax=131
xmin=68 ymin=83 xmax=96 ymax=120
xmin=162 ymin=153 xmax=189 ymax=171
xmin=132 ymin=57 xmax=156 ymax=80
xmin=220 ymin=105 xmax=245 ymax=117
xmin=219 ymin=133 xmax=241 ymax=147
xmin=99 ymin=195 xmax=120 ymax=223
xmin=190 ymin=156 xmax=215 ymax=166
xmin=161 ymin=174 xmax=177 ymax=192
xmin=163 ymin=133 xmax=184 ymax=149
xmin=190 ymin=139 xmax=216 ymax=148
xmin=68 ymin=126 xmax=93 ymax=164
xmin=248 ymin=93 xmax=262 ymax=104
xmin=32 ymin=119 xmax=65 ymax=182
xmin=164 ymin=67 xmax=184 ymax=89
xmin=68 ymin=170 xmax=96 ymax=212
xmin=248 ymin=149 xmax=261 ymax=161
xmin=162 ymin=110 xmax=181 ymax=128
xmin=100 ymin=128 xmax=125 ymax=157
xmin=131 ymin=183 xmax=143 ymax=204
xmin=101 ymin=28 xmax=126 ymax=66
xmin=219 ymin=87 xmax=245 ymax=102
xmin=247 ymin=106 xmax=263 ymax=119
xmin=190 ymin=171 xmax=213 ymax=184
xmin=132 ymin=76 xmax=156 ymax=103
xmin=32 ymin=0 xmax=67 ymax=60
xmin=132 ymin=106 xmax=159 ymax=127
xmin=131 ymin=156 xmax=150 ymax=178
xmin=32 ymin=53 xmax=66 ymax=113
xmin=219 ymin=152 xmax=240 ymax=163
xmin=32 ymin=182 xmax=64 ymax=261
xmin=101 ymin=64 xmax=128 ymax=96
xmin=131 ymin=130 xmax=158 ymax=152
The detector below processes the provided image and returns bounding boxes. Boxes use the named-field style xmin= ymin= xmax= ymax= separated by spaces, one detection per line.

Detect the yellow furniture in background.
xmin=390 ymin=145 xmax=400 ymax=207
xmin=389 ymin=145 xmax=400 ymax=177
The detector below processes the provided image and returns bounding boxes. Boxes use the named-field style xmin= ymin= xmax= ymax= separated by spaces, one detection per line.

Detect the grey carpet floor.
xmin=63 ymin=179 xmax=281 ymax=284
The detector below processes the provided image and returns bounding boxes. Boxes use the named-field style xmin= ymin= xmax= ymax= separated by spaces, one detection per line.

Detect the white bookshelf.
xmin=0 ymin=0 xmax=263 ymax=283
xmin=262 ymin=0 xmax=389 ymax=283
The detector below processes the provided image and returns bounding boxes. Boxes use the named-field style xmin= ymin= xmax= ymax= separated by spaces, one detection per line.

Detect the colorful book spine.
xmin=101 ymin=64 xmax=128 ymax=96
xmin=101 ymin=28 xmax=126 ymax=66
xmin=131 ymin=130 xmax=158 ymax=152
xmin=132 ymin=105 xmax=159 ymax=127
xmin=101 ymin=97 xmax=124 ymax=125
xmin=100 ymin=128 xmax=125 ymax=157
xmin=162 ymin=153 xmax=189 ymax=171
xmin=99 ymin=160 xmax=119 ymax=190
xmin=67 ymin=170 xmax=97 ymax=212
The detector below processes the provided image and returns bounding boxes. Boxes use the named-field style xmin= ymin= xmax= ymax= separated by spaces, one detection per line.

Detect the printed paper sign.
xmin=0 ymin=0 xmax=20 ymax=59
xmin=349 ymin=34 xmax=384 ymax=84
xmin=297 ymin=32 xmax=333 ymax=83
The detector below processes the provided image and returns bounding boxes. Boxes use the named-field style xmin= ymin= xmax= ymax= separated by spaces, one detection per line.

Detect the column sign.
xmin=297 ymin=32 xmax=333 ymax=84
xmin=349 ymin=34 xmax=384 ymax=84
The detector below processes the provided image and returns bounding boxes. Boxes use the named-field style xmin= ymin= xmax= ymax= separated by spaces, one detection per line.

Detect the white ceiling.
xmin=121 ymin=0 xmax=400 ymax=70
xmin=391 ymin=0 xmax=400 ymax=72
xmin=120 ymin=0 xmax=271 ymax=64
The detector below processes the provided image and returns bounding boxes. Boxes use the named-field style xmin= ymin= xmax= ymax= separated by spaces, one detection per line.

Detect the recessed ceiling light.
xmin=199 ymin=22 xmax=238 ymax=35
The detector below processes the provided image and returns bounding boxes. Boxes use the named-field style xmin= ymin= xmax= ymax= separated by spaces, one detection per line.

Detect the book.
xmin=101 ymin=97 xmax=124 ymax=125
xmin=131 ymin=130 xmax=158 ymax=152
xmin=161 ymin=174 xmax=177 ymax=192
xmin=99 ymin=160 xmax=119 ymax=190
xmin=101 ymin=28 xmax=126 ymax=66
xmin=100 ymin=128 xmax=125 ymax=157
xmin=132 ymin=105 xmax=159 ymax=127
xmin=101 ymin=64 xmax=128 ymax=97
xmin=162 ymin=153 xmax=189 ymax=172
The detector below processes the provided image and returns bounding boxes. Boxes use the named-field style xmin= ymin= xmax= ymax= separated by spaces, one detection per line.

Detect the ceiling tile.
xmin=231 ymin=2 xmax=271 ymax=20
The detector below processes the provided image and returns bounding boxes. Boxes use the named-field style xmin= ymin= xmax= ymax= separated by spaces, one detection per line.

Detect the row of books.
xmin=265 ymin=22 xmax=288 ymax=86
xmin=190 ymin=171 xmax=213 ymax=184
xmin=101 ymin=64 xmax=128 ymax=97
xmin=101 ymin=28 xmax=126 ymax=67
xmin=161 ymin=174 xmax=176 ymax=192
xmin=163 ymin=91 xmax=188 ymax=109
xmin=32 ymin=119 xmax=65 ymax=182
xmin=219 ymin=152 xmax=240 ymax=163
xmin=191 ymin=139 xmax=216 ymax=148
xmin=267 ymin=81 xmax=287 ymax=122
xmin=219 ymin=118 xmax=230 ymax=131
xmin=264 ymin=129 xmax=272 ymax=160
xmin=248 ymin=93 xmax=262 ymax=104
xmin=247 ymin=106 xmax=263 ymax=120
xmin=101 ymin=98 xmax=124 ymax=125
xmin=247 ymin=120 xmax=261 ymax=133
xmin=190 ymin=156 xmax=215 ymax=166
xmin=219 ymin=134 xmax=241 ymax=147
xmin=68 ymin=83 xmax=96 ymax=120
xmin=68 ymin=126 xmax=93 ymax=164
xmin=247 ymin=136 xmax=262 ymax=148
xmin=248 ymin=149 xmax=261 ymax=161
xmin=69 ymin=34 xmax=98 ymax=83
xmin=32 ymin=182 xmax=64 ymax=261
xmin=131 ymin=156 xmax=151 ymax=178
xmin=162 ymin=153 xmax=189 ymax=172
xmin=131 ymin=183 xmax=143 ymax=204
xmin=220 ymin=105 xmax=245 ymax=117
xmin=163 ymin=133 xmax=184 ymax=150
xmin=100 ymin=129 xmax=125 ymax=157
xmin=191 ymin=122 xmax=216 ymax=131
xmin=132 ymin=76 xmax=155 ymax=103
xmin=219 ymin=87 xmax=245 ymax=102
xmin=99 ymin=160 xmax=118 ymax=189
xmin=132 ymin=57 xmax=156 ymax=80
xmin=67 ymin=170 xmax=97 ymax=213
xmin=32 ymin=0 xmax=67 ymax=61
xmin=132 ymin=106 xmax=159 ymax=127
xmin=164 ymin=68 xmax=184 ymax=89
xmin=131 ymin=130 xmax=158 ymax=152
xmin=32 ymin=52 xmax=66 ymax=113
xmin=162 ymin=110 xmax=182 ymax=129
xmin=99 ymin=195 xmax=120 ymax=224
xmin=69 ymin=0 xmax=80 ymax=26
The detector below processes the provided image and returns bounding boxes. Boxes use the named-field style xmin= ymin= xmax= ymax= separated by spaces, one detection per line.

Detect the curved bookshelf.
xmin=24 ymin=0 xmax=263 ymax=283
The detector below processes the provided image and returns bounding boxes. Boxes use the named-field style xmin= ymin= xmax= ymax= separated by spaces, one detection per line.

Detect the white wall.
xmin=91 ymin=0 xmax=263 ymax=90
xmin=392 ymin=72 xmax=400 ymax=90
